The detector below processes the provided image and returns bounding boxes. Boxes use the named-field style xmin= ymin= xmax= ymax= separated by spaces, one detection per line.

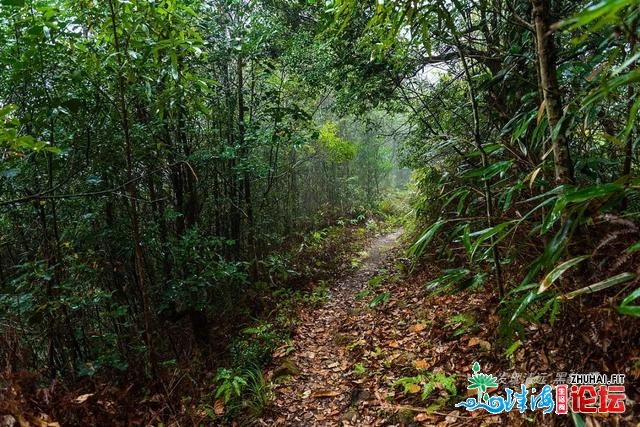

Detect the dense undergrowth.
xmin=0 ymin=197 xmax=408 ymax=426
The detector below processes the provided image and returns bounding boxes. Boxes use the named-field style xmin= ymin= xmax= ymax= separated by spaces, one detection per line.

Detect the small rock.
xmin=398 ymin=408 xmax=416 ymax=424
xmin=340 ymin=408 xmax=357 ymax=422
xmin=350 ymin=388 xmax=372 ymax=404
xmin=272 ymin=359 xmax=301 ymax=379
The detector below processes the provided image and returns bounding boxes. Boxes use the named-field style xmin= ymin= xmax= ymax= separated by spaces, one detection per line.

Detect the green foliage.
xmin=444 ymin=313 xmax=478 ymax=337
xmin=424 ymin=269 xmax=486 ymax=295
xmin=561 ymin=272 xmax=637 ymax=301
xmin=353 ymin=362 xmax=366 ymax=376
xmin=213 ymin=365 xmax=273 ymax=418
xmin=318 ymin=121 xmax=358 ymax=163
xmin=0 ymin=0 xmax=409 ymax=387
xmin=394 ymin=372 xmax=457 ymax=402
xmin=618 ymin=287 xmax=640 ymax=317
xmin=2 ymin=0 xmax=640 ymax=423
xmin=215 ymin=368 xmax=249 ymax=404
xmin=368 ymin=291 xmax=390 ymax=308
xmin=229 ymin=323 xmax=280 ymax=370
xmin=162 ymin=228 xmax=248 ymax=314
xmin=408 ymin=219 xmax=446 ymax=259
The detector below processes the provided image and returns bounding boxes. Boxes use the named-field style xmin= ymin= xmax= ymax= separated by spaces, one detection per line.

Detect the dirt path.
xmin=257 ymin=229 xmax=403 ymax=426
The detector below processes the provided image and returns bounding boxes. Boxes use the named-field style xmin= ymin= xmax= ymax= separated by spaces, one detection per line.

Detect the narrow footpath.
xmin=257 ymin=229 xmax=403 ymax=426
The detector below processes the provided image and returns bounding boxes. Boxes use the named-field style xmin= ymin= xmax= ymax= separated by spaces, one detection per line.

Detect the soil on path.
xmin=257 ymin=229 xmax=404 ymax=426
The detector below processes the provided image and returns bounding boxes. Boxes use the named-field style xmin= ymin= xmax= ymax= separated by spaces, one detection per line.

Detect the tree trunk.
xmin=531 ymin=0 xmax=574 ymax=184
xmin=108 ymin=0 xmax=157 ymax=377
xmin=436 ymin=1 xmax=505 ymax=298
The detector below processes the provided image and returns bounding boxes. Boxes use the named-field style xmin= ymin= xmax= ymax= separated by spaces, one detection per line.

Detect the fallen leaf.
xmin=410 ymin=323 xmax=426 ymax=332
xmin=407 ymin=383 xmax=421 ymax=394
xmin=445 ymin=410 xmax=460 ymax=424
xmin=311 ymin=389 xmax=341 ymax=398
xmin=414 ymin=413 xmax=431 ymax=422
xmin=478 ymin=340 xmax=492 ymax=350
xmin=414 ymin=359 xmax=429 ymax=370
xmin=214 ymin=399 xmax=225 ymax=415
xmin=31 ymin=414 xmax=61 ymax=427
xmin=467 ymin=337 xmax=491 ymax=350
xmin=74 ymin=393 xmax=93 ymax=404
xmin=468 ymin=337 xmax=480 ymax=347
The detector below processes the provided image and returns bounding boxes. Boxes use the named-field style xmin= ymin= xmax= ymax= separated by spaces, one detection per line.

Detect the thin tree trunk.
xmin=108 ymin=0 xmax=157 ymax=377
xmin=237 ymin=55 xmax=256 ymax=270
xmin=437 ymin=2 xmax=505 ymax=298
xmin=623 ymin=39 xmax=637 ymax=180
xmin=531 ymin=0 xmax=574 ymax=184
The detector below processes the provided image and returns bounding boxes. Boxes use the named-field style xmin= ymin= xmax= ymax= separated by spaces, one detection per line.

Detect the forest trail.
xmin=258 ymin=229 xmax=404 ymax=426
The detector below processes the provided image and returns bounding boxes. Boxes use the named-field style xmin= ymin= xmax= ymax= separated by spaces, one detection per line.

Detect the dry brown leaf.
xmin=468 ymin=337 xmax=480 ymax=347
xmin=413 ymin=359 xmax=429 ymax=370
xmin=410 ymin=323 xmax=426 ymax=333
xmin=467 ymin=337 xmax=491 ymax=350
xmin=407 ymin=383 xmax=421 ymax=394
xmin=414 ymin=413 xmax=431 ymax=422
xmin=30 ymin=414 xmax=61 ymax=427
xmin=478 ymin=340 xmax=492 ymax=350
xmin=214 ymin=399 xmax=225 ymax=416
xmin=587 ymin=412 xmax=609 ymax=419
xmin=388 ymin=340 xmax=400 ymax=348
xmin=445 ymin=410 xmax=460 ymax=424
xmin=311 ymin=389 xmax=341 ymax=398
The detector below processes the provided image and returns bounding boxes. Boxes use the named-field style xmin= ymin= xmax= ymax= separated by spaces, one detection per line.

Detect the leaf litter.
xmin=257 ymin=229 xmax=640 ymax=426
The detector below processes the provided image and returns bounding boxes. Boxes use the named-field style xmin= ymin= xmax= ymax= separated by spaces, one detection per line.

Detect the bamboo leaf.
xmin=408 ymin=219 xmax=446 ymax=258
xmin=541 ymin=197 xmax=567 ymax=233
xmin=528 ymin=167 xmax=542 ymax=190
xmin=564 ymin=183 xmax=623 ymax=203
xmin=510 ymin=291 xmax=537 ymax=323
xmin=538 ymin=256 xmax=590 ymax=294
xmin=560 ymin=272 xmax=636 ymax=300
xmin=462 ymin=160 xmax=513 ymax=179
xmin=618 ymin=287 xmax=640 ymax=317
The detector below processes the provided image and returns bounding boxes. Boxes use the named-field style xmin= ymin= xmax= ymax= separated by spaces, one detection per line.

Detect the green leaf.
xmin=510 ymin=291 xmax=537 ymax=323
xmin=538 ymin=256 xmax=590 ymax=294
xmin=504 ymin=340 xmax=522 ymax=357
xmin=424 ymin=268 xmax=471 ymax=294
xmin=408 ymin=219 xmax=446 ymax=258
xmin=368 ymin=292 xmax=390 ymax=308
xmin=541 ymin=197 xmax=567 ymax=233
xmin=623 ymin=96 xmax=640 ymax=138
xmin=564 ymin=183 xmax=624 ymax=203
xmin=469 ymin=221 xmax=515 ymax=261
xmin=560 ymin=272 xmax=636 ymax=300
xmin=627 ymin=241 xmax=640 ymax=252
xmin=0 ymin=104 xmax=17 ymax=117
xmin=571 ymin=411 xmax=587 ymax=427
xmin=618 ymin=287 xmax=640 ymax=317
xmin=0 ymin=0 xmax=25 ymax=6
xmin=561 ymin=0 xmax=635 ymax=30
xmin=462 ymin=160 xmax=513 ymax=180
